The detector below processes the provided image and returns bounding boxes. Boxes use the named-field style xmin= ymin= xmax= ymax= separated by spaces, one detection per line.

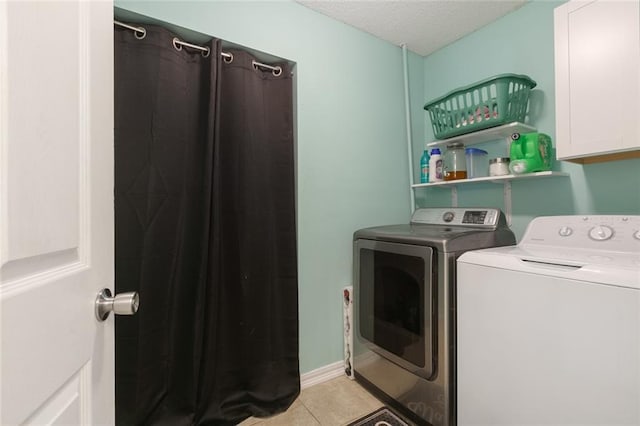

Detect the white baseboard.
xmin=300 ymin=360 xmax=345 ymax=389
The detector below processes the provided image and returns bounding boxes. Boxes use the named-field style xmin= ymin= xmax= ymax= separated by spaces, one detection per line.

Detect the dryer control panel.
xmin=411 ymin=208 xmax=502 ymax=227
xmin=521 ymin=215 xmax=640 ymax=253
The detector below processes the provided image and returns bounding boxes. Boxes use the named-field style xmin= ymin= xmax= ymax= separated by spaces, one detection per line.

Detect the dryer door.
xmin=354 ymin=239 xmax=436 ymax=379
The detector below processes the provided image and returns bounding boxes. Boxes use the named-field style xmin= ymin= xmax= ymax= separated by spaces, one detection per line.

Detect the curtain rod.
xmin=114 ymin=20 xmax=282 ymax=75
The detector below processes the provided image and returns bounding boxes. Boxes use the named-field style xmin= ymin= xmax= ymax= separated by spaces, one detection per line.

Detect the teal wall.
xmin=417 ymin=1 xmax=640 ymax=238
xmin=115 ymin=0 xmax=422 ymax=374
xmin=114 ymin=0 xmax=639 ymax=377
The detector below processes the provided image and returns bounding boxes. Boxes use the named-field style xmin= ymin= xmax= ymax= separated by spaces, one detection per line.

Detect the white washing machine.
xmin=456 ymin=215 xmax=640 ymax=426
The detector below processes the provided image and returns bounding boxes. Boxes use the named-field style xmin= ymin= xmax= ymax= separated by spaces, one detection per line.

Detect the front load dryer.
xmin=353 ymin=207 xmax=516 ymax=426
xmin=457 ymin=215 xmax=640 ymax=425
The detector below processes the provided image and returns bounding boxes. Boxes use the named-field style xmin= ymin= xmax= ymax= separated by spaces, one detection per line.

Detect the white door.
xmin=0 ymin=1 xmax=115 ymax=424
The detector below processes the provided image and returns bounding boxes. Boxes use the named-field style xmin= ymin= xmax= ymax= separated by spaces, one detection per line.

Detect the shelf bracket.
xmin=451 ymin=186 xmax=458 ymax=207
xmin=503 ymin=181 xmax=512 ymax=226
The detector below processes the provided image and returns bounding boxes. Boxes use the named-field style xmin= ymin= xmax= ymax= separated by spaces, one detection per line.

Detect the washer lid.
xmin=458 ymin=214 xmax=640 ymax=290
xmin=458 ymin=246 xmax=640 ymax=290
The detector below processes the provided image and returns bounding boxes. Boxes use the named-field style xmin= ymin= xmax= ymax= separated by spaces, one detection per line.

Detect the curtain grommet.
xmin=252 ymin=60 xmax=282 ymax=77
xmin=224 ymin=52 xmax=234 ymax=64
xmin=202 ymin=47 xmax=211 ymax=58
xmin=172 ymin=37 xmax=183 ymax=51
xmin=134 ymin=28 xmax=146 ymax=40
xmin=114 ymin=20 xmax=146 ymax=40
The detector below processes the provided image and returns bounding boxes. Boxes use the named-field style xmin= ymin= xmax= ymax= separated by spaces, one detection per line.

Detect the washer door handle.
xmin=95 ymin=288 xmax=139 ymax=321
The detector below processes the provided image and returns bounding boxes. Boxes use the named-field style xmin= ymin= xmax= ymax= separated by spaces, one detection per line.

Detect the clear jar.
xmin=489 ymin=157 xmax=511 ymax=176
xmin=443 ymin=143 xmax=467 ymax=181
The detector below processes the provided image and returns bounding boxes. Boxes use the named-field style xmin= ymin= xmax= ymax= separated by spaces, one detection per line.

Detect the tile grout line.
xmin=299 ymin=398 xmax=324 ymax=425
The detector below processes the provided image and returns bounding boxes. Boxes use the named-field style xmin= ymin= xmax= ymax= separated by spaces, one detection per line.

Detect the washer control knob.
xmin=558 ymin=226 xmax=573 ymax=237
xmin=589 ymin=225 xmax=614 ymax=241
xmin=442 ymin=211 xmax=455 ymax=223
xmin=633 ymin=230 xmax=640 ymax=240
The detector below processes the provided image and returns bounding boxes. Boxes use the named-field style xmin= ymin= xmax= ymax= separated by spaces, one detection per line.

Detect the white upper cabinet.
xmin=554 ymin=0 xmax=640 ymax=163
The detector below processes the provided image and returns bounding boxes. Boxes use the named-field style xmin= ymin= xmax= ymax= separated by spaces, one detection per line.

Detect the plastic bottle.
xmin=420 ymin=150 xmax=430 ymax=183
xmin=429 ymin=148 xmax=443 ymax=182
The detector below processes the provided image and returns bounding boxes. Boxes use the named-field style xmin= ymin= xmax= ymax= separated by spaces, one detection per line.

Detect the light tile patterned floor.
xmin=238 ymin=375 xmax=384 ymax=426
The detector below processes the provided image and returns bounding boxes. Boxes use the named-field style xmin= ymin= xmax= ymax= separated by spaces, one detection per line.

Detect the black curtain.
xmin=114 ymin=25 xmax=299 ymax=426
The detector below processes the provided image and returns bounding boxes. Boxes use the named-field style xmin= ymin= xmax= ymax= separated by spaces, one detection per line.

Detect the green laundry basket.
xmin=424 ymin=74 xmax=537 ymax=139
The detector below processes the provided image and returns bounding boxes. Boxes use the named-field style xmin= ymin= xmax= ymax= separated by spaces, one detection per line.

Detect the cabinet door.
xmin=554 ymin=0 xmax=640 ymax=160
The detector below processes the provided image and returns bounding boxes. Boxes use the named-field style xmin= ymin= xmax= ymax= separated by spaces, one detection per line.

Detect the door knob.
xmin=95 ymin=288 xmax=139 ymax=321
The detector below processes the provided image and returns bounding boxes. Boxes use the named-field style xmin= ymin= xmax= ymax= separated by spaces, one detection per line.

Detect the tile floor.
xmin=238 ymin=375 xmax=385 ymax=426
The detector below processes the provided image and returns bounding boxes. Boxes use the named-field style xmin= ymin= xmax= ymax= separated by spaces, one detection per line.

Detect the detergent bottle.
xmin=420 ymin=150 xmax=430 ymax=183
xmin=509 ymin=132 xmax=553 ymax=174
xmin=429 ymin=148 xmax=443 ymax=182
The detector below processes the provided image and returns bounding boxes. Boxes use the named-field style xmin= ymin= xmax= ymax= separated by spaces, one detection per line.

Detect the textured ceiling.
xmin=297 ymin=0 xmax=527 ymax=56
